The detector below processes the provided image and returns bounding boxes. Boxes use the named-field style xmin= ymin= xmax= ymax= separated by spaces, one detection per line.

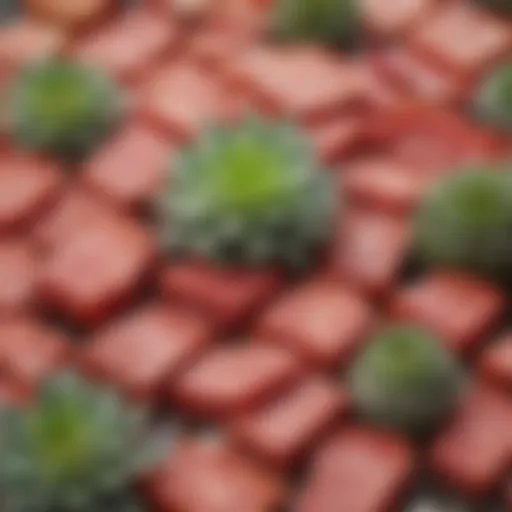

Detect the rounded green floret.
xmin=270 ymin=0 xmax=359 ymax=48
xmin=348 ymin=324 xmax=464 ymax=434
xmin=0 ymin=370 xmax=165 ymax=512
xmin=474 ymin=0 xmax=512 ymax=15
xmin=475 ymin=61 xmax=512 ymax=131
xmin=159 ymin=116 xmax=337 ymax=271
xmin=414 ymin=167 xmax=512 ymax=278
xmin=5 ymin=59 xmax=124 ymax=158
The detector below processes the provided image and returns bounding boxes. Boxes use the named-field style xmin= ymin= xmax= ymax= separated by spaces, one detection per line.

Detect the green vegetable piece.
xmin=414 ymin=167 xmax=512 ymax=278
xmin=158 ymin=115 xmax=337 ymax=271
xmin=348 ymin=324 xmax=465 ymax=434
xmin=271 ymin=0 xmax=360 ymax=49
xmin=5 ymin=59 xmax=124 ymax=158
xmin=475 ymin=61 xmax=512 ymax=132
xmin=0 ymin=370 xmax=166 ymax=512
xmin=474 ymin=0 xmax=512 ymax=15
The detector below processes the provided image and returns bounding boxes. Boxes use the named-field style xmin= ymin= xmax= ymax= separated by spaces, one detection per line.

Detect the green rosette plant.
xmin=5 ymin=59 xmax=124 ymax=158
xmin=158 ymin=116 xmax=337 ymax=271
xmin=270 ymin=0 xmax=360 ymax=48
xmin=348 ymin=324 xmax=465 ymax=434
xmin=475 ymin=61 xmax=512 ymax=131
xmin=0 ymin=370 xmax=166 ymax=512
xmin=414 ymin=167 xmax=512 ymax=278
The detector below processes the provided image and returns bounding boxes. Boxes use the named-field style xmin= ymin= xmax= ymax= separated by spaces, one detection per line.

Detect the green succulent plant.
xmin=158 ymin=116 xmax=337 ymax=271
xmin=414 ymin=167 xmax=512 ymax=278
xmin=348 ymin=324 xmax=464 ymax=434
xmin=475 ymin=61 xmax=512 ymax=131
xmin=270 ymin=0 xmax=360 ymax=48
xmin=474 ymin=0 xmax=512 ymax=15
xmin=5 ymin=59 xmax=124 ymax=158
xmin=0 ymin=370 xmax=165 ymax=512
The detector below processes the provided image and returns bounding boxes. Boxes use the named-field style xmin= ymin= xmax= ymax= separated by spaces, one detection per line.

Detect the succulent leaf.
xmin=348 ymin=324 xmax=465 ymax=434
xmin=158 ymin=115 xmax=338 ymax=271
xmin=475 ymin=61 xmax=512 ymax=131
xmin=271 ymin=0 xmax=360 ymax=48
xmin=5 ymin=59 xmax=124 ymax=158
xmin=413 ymin=167 xmax=512 ymax=278
xmin=0 ymin=370 xmax=166 ymax=512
